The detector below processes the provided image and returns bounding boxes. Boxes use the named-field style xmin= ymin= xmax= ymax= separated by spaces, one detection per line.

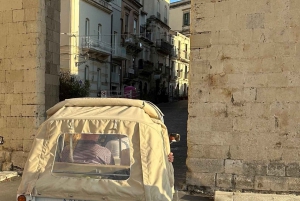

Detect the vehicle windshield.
xmin=52 ymin=133 xmax=130 ymax=180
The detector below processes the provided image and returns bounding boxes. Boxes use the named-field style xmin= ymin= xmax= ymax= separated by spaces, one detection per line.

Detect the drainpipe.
xmin=110 ymin=14 xmax=113 ymax=92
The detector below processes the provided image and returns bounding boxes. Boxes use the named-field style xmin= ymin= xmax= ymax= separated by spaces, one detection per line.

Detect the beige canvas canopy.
xmin=18 ymin=98 xmax=174 ymax=201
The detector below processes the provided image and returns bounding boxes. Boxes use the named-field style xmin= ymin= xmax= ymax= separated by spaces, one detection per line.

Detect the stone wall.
xmin=188 ymin=0 xmax=300 ymax=194
xmin=0 ymin=0 xmax=60 ymax=170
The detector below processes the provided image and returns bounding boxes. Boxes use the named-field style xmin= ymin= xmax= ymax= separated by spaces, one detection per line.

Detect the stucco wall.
xmin=188 ymin=0 xmax=300 ymax=194
xmin=0 ymin=0 xmax=60 ymax=170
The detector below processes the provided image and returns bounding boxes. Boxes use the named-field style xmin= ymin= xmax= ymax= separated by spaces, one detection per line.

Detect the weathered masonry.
xmin=188 ymin=0 xmax=300 ymax=194
xmin=0 ymin=0 xmax=60 ymax=170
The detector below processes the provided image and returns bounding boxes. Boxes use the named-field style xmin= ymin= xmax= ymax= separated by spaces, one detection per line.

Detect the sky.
xmin=170 ymin=0 xmax=180 ymax=3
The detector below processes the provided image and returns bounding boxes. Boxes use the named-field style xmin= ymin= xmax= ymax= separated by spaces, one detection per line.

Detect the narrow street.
xmin=158 ymin=100 xmax=188 ymax=190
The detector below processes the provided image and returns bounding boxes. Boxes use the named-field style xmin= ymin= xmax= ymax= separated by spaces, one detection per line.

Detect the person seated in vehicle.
xmin=105 ymin=135 xmax=130 ymax=158
xmin=61 ymin=134 xmax=115 ymax=165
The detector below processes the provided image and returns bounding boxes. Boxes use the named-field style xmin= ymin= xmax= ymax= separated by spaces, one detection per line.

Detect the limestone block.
xmin=11 ymin=151 xmax=28 ymax=168
xmin=3 ymin=139 xmax=23 ymax=152
xmin=209 ymin=88 xmax=232 ymax=103
xmin=0 ymin=83 xmax=14 ymax=93
xmin=189 ymin=102 xmax=214 ymax=117
xmin=254 ymin=176 xmax=288 ymax=191
xmin=20 ymin=45 xmax=38 ymax=58
xmin=211 ymin=117 xmax=233 ymax=132
xmin=0 ymin=70 xmax=5 ymax=82
xmin=14 ymin=80 xmax=45 ymax=93
xmin=188 ymin=145 xmax=230 ymax=159
xmin=194 ymin=2 xmax=214 ymax=19
xmin=261 ymin=58 xmax=279 ymax=73
xmin=287 ymin=177 xmax=300 ymax=192
xmin=255 ymin=87 xmax=276 ymax=103
xmin=214 ymin=191 xmax=233 ymax=201
xmin=24 ymin=68 xmax=45 ymax=82
xmin=276 ymin=43 xmax=296 ymax=57
xmin=2 ymin=10 xmax=13 ymax=23
xmin=249 ymin=103 xmax=270 ymax=119
xmin=286 ymin=163 xmax=300 ymax=177
xmin=13 ymin=9 xmax=24 ymax=22
xmin=223 ymin=59 xmax=247 ymax=74
xmin=225 ymin=159 xmax=243 ymax=175
xmin=240 ymin=44 xmax=260 ymax=59
xmin=4 ymin=94 xmax=23 ymax=105
xmin=23 ymin=128 xmax=37 ymax=139
xmin=20 ymin=33 xmax=40 ymax=46
xmin=259 ymin=44 xmax=276 ymax=58
xmin=0 ymin=23 xmax=9 ymax=36
xmin=5 ymin=70 xmax=24 ymax=82
xmin=0 ymin=105 xmax=11 ymax=116
xmin=246 ymin=13 xmax=265 ymax=29
xmin=216 ymin=173 xmax=232 ymax=189
xmin=186 ymin=172 xmax=216 ymax=187
xmin=186 ymin=158 xmax=224 ymax=173
xmin=0 ymin=118 xmax=5 ymax=128
xmin=222 ymin=45 xmax=243 ymax=59
xmin=25 ymin=20 xmax=42 ymax=33
xmin=0 ymin=0 xmax=23 ymax=11
xmin=3 ymin=128 xmax=24 ymax=140
xmin=267 ymin=162 xmax=285 ymax=176
xmin=227 ymin=74 xmax=244 ymax=88
xmin=18 ymin=117 xmax=44 ymax=129
xmin=23 ymin=0 xmax=44 ymax=9
xmin=24 ymin=8 xmax=40 ymax=21
xmin=207 ymin=74 xmax=228 ymax=87
xmin=288 ymin=72 xmax=300 ymax=87
xmin=23 ymin=139 xmax=33 ymax=152
xmin=235 ymin=175 xmax=255 ymax=190
xmin=2 ymin=162 xmax=12 ymax=171
xmin=233 ymin=117 xmax=252 ymax=132
xmin=190 ymin=32 xmax=211 ymax=49
xmin=8 ymin=22 xmax=26 ymax=34
xmin=188 ymin=116 xmax=212 ymax=132
xmin=23 ymin=92 xmax=45 ymax=105
xmin=244 ymin=74 xmax=267 ymax=88
xmin=10 ymin=105 xmax=45 ymax=117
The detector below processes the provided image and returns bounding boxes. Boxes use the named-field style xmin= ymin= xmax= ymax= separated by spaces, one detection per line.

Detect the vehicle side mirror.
xmin=0 ymin=136 xmax=4 ymax=145
xmin=169 ymin=133 xmax=180 ymax=144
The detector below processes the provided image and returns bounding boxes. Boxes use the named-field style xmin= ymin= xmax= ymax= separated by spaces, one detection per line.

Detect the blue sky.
xmin=170 ymin=0 xmax=180 ymax=2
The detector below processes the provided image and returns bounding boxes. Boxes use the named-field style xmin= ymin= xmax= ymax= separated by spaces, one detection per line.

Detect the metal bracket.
xmin=0 ymin=136 xmax=4 ymax=145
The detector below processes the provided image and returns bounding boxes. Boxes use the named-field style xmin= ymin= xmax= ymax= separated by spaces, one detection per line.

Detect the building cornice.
xmin=170 ymin=0 xmax=191 ymax=9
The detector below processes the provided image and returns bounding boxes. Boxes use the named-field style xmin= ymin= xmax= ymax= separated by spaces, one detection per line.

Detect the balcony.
xmin=111 ymin=72 xmax=120 ymax=83
xmin=138 ymin=59 xmax=154 ymax=77
xmin=83 ymin=0 xmax=112 ymax=13
xmin=178 ymin=50 xmax=190 ymax=62
xmin=81 ymin=37 xmax=112 ymax=57
xmin=156 ymin=39 xmax=173 ymax=55
xmin=124 ymin=35 xmax=143 ymax=55
xmin=140 ymin=25 xmax=153 ymax=43
xmin=112 ymin=46 xmax=126 ymax=60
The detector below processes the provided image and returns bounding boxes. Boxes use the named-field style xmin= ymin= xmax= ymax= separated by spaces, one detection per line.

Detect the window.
xmin=133 ymin=19 xmax=137 ymax=34
xmin=157 ymin=0 xmax=160 ymax=19
xmin=98 ymin=24 xmax=102 ymax=41
xmin=183 ymin=12 xmax=190 ymax=26
xmin=157 ymin=27 xmax=160 ymax=40
xmin=53 ymin=133 xmax=130 ymax=180
xmin=85 ymin=18 xmax=90 ymax=37
xmin=125 ymin=14 xmax=129 ymax=32
xmin=85 ymin=66 xmax=89 ymax=81
xmin=97 ymin=68 xmax=101 ymax=90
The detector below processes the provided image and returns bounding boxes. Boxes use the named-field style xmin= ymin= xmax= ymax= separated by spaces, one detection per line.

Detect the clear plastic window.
xmin=53 ymin=133 xmax=130 ymax=180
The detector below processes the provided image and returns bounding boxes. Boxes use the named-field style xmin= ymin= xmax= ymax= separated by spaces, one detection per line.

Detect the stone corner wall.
xmin=188 ymin=0 xmax=300 ymax=194
xmin=0 ymin=0 xmax=60 ymax=171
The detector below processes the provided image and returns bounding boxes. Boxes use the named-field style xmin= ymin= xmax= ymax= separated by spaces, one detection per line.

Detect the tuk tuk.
xmin=17 ymin=98 xmax=176 ymax=201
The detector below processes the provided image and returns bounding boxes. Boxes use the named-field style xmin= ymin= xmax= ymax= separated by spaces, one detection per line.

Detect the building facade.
xmin=60 ymin=0 xmax=115 ymax=97
xmin=169 ymin=0 xmax=190 ymax=36
xmin=170 ymin=31 xmax=189 ymax=100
